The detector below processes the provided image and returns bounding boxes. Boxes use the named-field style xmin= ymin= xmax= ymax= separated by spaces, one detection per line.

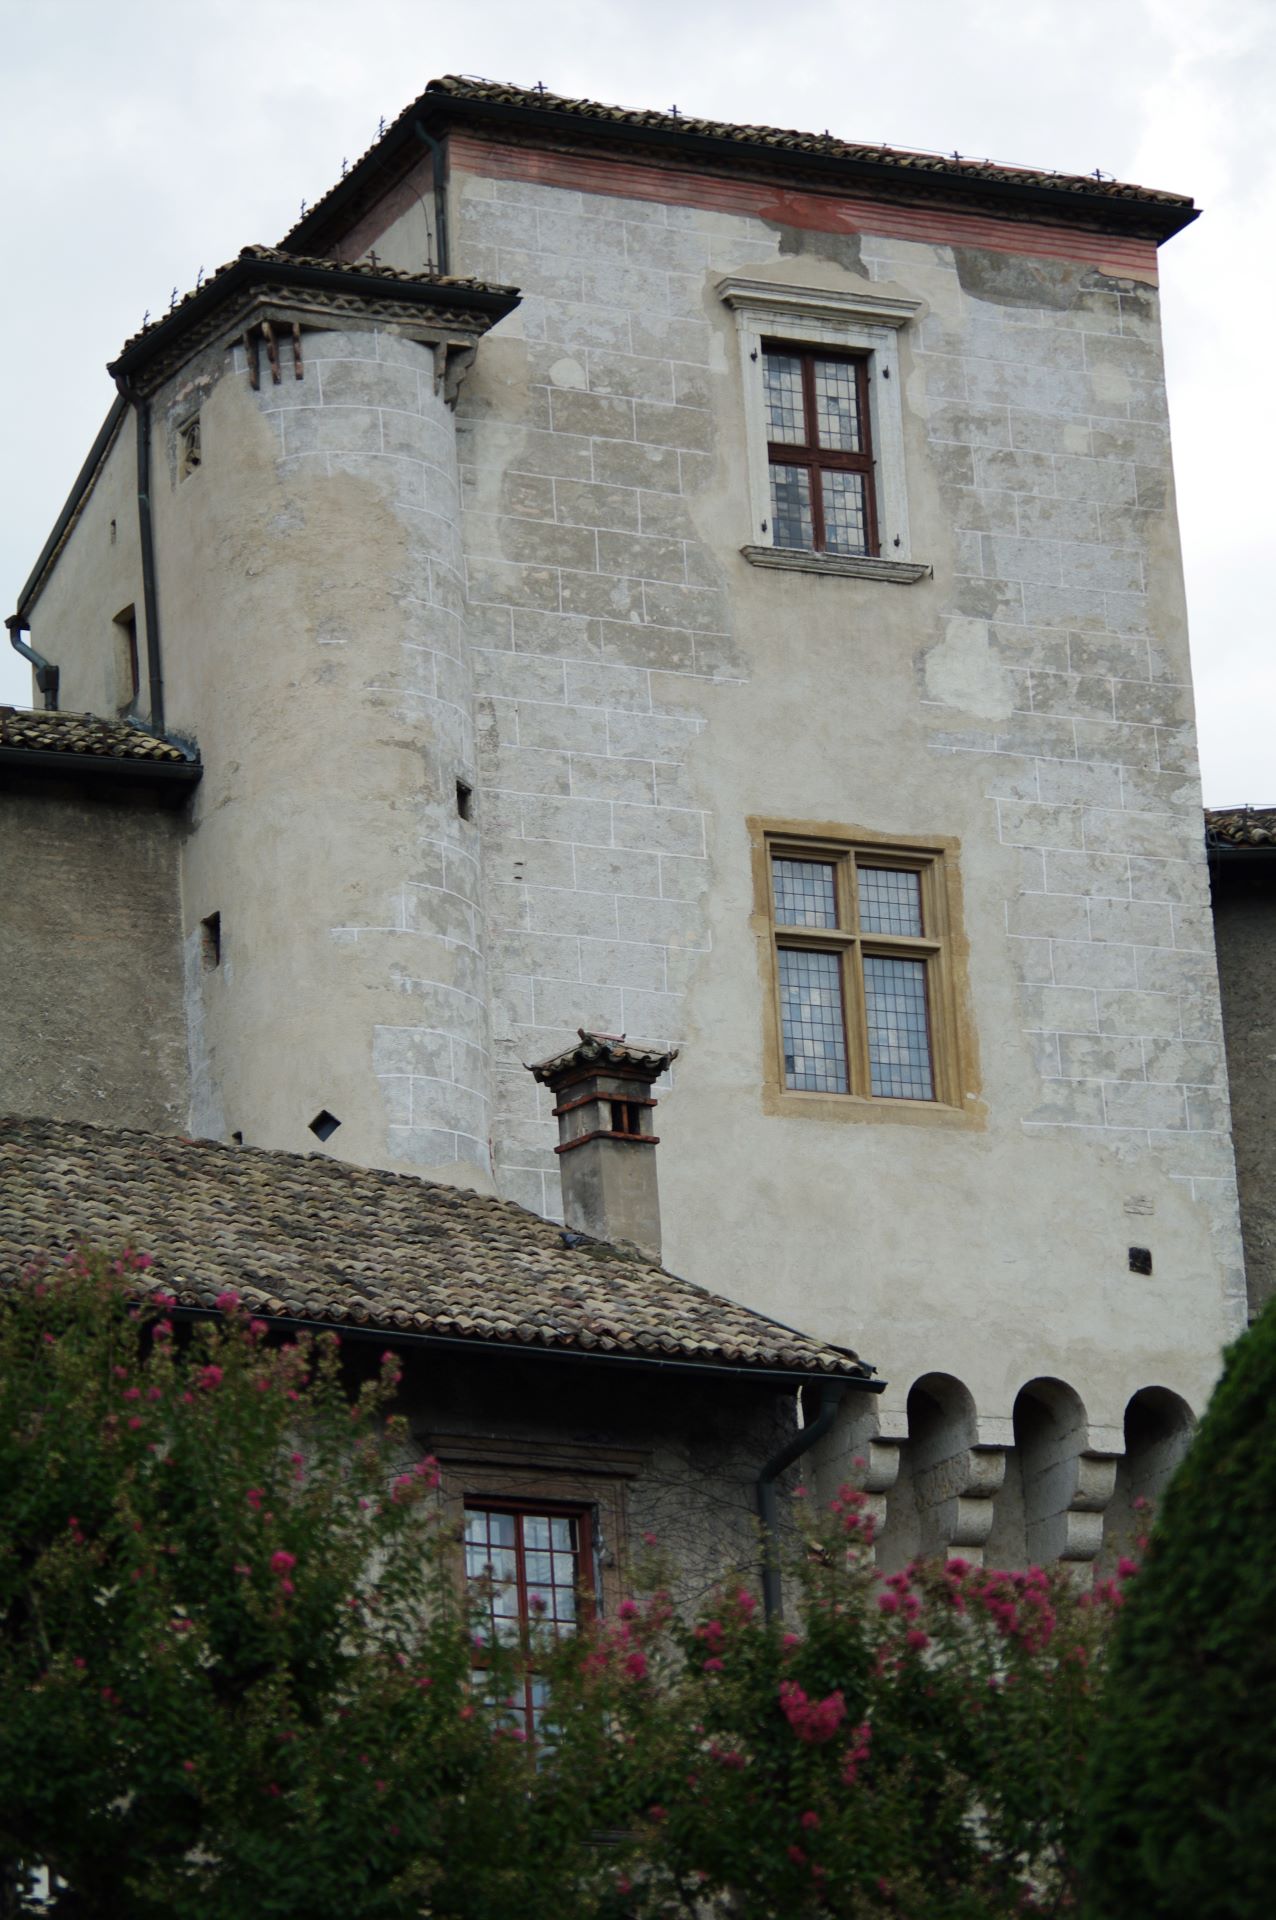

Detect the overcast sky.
xmin=3 ymin=0 xmax=1271 ymax=802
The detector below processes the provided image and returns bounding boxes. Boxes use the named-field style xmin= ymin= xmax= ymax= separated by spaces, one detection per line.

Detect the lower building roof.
xmin=0 ymin=1117 xmax=872 ymax=1384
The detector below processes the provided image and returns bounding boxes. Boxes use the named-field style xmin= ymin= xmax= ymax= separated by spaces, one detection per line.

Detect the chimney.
xmin=528 ymin=1030 xmax=678 ymax=1263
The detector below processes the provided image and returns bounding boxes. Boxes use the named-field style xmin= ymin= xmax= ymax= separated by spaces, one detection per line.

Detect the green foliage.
xmin=1 ymin=1253 xmax=1124 ymax=1918
xmin=553 ymin=1483 xmax=1118 ymax=1918
xmin=1081 ymin=1304 xmax=1276 ymax=1919
xmin=0 ymin=1251 xmax=605 ymax=1920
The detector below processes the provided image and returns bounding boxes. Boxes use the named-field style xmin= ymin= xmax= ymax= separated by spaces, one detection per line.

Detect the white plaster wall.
xmin=148 ymin=322 xmax=495 ymax=1179
xmin=379 ymin=158 xmax=1244 ymax=1442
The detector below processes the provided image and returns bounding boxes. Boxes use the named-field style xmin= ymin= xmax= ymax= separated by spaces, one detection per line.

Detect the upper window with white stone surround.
xmin=719 ymin=277 xmax=929 ymax=585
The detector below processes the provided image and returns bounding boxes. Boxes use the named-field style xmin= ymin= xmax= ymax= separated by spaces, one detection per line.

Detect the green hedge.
xmin=1081 ymin=1301 xmax=1276 ymax=1918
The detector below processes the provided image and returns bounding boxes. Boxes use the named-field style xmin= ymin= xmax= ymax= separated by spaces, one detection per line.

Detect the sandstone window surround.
xmin=719 ymin=278 xmax=929 ymax=585
xmin=750 ymin=820 xmax=979 ymax=1127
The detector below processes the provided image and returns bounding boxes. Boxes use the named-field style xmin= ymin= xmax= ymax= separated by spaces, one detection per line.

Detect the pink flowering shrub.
xmin=0 ymin=1257 xmax=1125 ymax=1919
xmin=541 ymin=1485 xmax=1125 ymax=1918
xmin=0 ymin=1250 xmax=604 ymax=1919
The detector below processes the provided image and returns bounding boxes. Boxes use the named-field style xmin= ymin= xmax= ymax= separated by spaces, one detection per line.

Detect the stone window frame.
xmin=719 ymin=277 xmax=929 ymax=585
xmin=749 ymin=817 xmax=980 ymax=1127
xmin=427 ymin=1434 xmax=640 ymax=1734
xmin=463 ymin=1497 xmax=595 ymax=1737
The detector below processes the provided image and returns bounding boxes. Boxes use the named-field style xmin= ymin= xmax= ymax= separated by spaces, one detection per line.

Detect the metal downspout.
xmin=757 ymin=1378 xmax=849 ymax=1621
xmin=132 ymin=396 xmax=165 ymax=735
xmin=4 ymin=621 xmax=59 ymax=709
xmin=412 ymin=122 xmax=450 ymax=275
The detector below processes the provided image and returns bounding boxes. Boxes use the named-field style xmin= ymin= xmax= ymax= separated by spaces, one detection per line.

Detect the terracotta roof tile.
xmin=0 ymin=1118 xmax=870 ymax=1380
xmin=0 ymin=708 xmax=192 ymax=765
xmin=423 ymin=77 xmax=1193 ymax=207
xmin=528 ymin=1029 xmax=678 ymax=1083
xmin=1205 ymin=806 xmax=1276 ymax=848
xmin=113 ymin=244 xmax=518 ymax=363
xmin=284 ymin=75 xmax=1194 ymax=251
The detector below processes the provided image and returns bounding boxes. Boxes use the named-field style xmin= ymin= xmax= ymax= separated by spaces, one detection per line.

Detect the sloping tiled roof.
xmin=284 ymin=73 xmax=1195 ymax=253
xmin=529 ymin=1030 xmax=678 ymax=1083
xmin=112 ymin=244 xmax=517 ymax=364
xmin=0 ymin=708 xmax=191 ymax=764
xmin=1205 ymin=806 xmax=1276 ymax=849
xmin=424 ymin=77 xmax=1192 ymax=208
xmin=111 ymin=244 xmax=519 ymax=373
xmin=0 ymin=1118 xmax=870 ymax=1381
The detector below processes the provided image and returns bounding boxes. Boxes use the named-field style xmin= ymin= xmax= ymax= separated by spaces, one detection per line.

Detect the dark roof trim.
xmin=7 ymin=397 xmax=128 ymax=630
xmin=284 ymin=82 xmax=1198 ymax=256
xmin=108 ymin=252 xmax=519 ymax=386
xmin=0 ymin=746 xmax=202 ymax=800
xmin=169 ymin=1300 xmax=883 ymax=1389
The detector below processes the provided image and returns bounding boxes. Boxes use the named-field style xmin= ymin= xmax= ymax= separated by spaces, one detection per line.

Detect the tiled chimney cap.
xmin=527 ymin=1029 xmax=678 ymax=1084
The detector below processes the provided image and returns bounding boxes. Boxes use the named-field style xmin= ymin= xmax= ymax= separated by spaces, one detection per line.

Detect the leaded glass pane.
xmin=863 ymin=955 xmax=934 ymax=1100
xmin=813 ymin=358 xmax=862 ymax=451
xmin=859 ymin=867 xmax=923 ymax=937
xmin=822 ymin=469 xmax=869 ymax=555
xmin=779 ymin=948 xmax=849 ymax=1094
xmin=773 ymin=857 xmax=838 ymax=928
xmin=763 ymin=353 xmax=806 ymax=444
xmin=770 ymin=464 xmax=813 ymax=549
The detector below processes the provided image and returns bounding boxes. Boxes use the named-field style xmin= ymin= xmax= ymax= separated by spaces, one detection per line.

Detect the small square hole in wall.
xmin=200 ymin=912 xmax=221 ymax=970
xmin=456 ymin=778 xmax=473 ymax=821
xmin=1128 ymin=1246 xmax=1153 ymax=1276
xmin=309 ymin=1110 xmax=341 ymax=1142
xmin=179 ymin=414 xmax=202 ymax=478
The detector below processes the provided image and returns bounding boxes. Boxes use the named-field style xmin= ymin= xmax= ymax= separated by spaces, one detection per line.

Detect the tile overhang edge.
xmin=164 ymin=1298 xmax=881 ymax=1388
xmin=283 ymin=87 xmax=1200 ymax=257
xmin=107 ymin=254 xmax=520 ymax=389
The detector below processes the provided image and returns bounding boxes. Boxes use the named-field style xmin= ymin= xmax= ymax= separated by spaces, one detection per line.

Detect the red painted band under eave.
xmin=447 ymin=134 xmax=1160 ymax=285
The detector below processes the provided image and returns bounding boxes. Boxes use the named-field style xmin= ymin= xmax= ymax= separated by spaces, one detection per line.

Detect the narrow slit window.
xmin=200 ymin=911 xmax=221 ymax=970
xmin=179 ymin=414 xmax=202 ymax=478
xmin=114 ymin=606 xmax=139 ymax=709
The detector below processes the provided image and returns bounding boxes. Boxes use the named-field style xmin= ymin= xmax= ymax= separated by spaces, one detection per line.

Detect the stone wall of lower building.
xmin=0 ymin=785 xmax=188 ymax=1132
xmin=1210 ymin=857 xmax=1276 ymax=1315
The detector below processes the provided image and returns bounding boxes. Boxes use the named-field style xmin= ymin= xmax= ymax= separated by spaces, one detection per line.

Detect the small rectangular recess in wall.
xmin=114 ymin=606 xmax=139 ymax=709
xmin=456 ymin=778 xmax=474 ymax=821
xmin=179 ymin=413 xmax=202 ymax=478
xmin=1128 ymin=1246 xmax=1153 ymax=1276
xmin=200 ymin=912 xmax=221 ymax=970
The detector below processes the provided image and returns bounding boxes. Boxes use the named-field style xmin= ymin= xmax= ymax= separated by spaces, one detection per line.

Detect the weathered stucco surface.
xmin=19 ymin=119 xmax=1245 ymax=1570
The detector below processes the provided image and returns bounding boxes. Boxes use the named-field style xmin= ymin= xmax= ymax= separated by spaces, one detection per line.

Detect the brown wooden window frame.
xmin=464 ymin=1496 xmax=596 ymax=1740
xmin=751 ymin=821 xmax=979 ymax=1128
xmin=763 ymin=343 xmax=879 ymax=558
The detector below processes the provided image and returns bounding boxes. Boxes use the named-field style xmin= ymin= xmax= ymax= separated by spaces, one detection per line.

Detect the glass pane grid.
xmin=821 ymin=470 xmax=869 ymax=555
xmin=864 ymin=955 xmax=934 ymax=1100
xmin=769 ymin=464 xmax=813 ymax=550
xmin=773 ymin=857 xmax=838 ymax=928
xmin=859 ymin=867 xmax=923 ymax=937
xmin=779 ymin=947 xmax=849 ymax=1094
xmin=763 ymin=353 xmax=806 ymax=444
xmin=813 ymin=358 xmax=862 ymax=451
